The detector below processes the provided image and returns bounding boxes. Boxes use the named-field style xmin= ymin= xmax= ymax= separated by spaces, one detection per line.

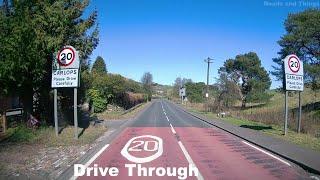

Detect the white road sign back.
xmin=179 ymin=87 xmax=186 ymax=97
xmin=284 ymin=54 xmax=304 ymax=91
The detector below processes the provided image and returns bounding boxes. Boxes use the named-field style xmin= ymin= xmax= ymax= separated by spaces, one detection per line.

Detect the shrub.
xmin=88 ymin=89 xmax=107 ymax=113
xmin=5 ymin=125 xmax=36 ymax=142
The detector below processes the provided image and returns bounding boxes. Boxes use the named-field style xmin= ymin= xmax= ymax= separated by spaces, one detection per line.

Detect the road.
xmin=73 ymin=99 xmax=309 ymax=180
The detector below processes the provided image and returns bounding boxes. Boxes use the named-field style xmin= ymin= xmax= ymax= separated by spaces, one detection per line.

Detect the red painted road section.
xmin=176 ymin=127 xmax=308 ymax=180
xmin=78 ymin=127 xmax=194 ymax=180
xmin=77 ymin=127 xmax=308 ymax=180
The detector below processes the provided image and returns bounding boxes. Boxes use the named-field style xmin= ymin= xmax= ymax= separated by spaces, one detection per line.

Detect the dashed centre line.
xmin=161 ymin=101 xmax=203 ymax=180
xmin=165 ymin=115 xmax=170 ymax=122
xmin=169 ymin=123 xmax=176 ymax=134
xmin=178 ymin=141 xmax=204 ymax=180
xmin=161 ymin=102 xmax=170 ymax=122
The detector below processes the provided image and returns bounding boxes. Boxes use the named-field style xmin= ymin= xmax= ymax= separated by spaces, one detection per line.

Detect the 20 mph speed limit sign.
xmin=58 ymin=47 xmax=75 ymax=66
xmin=53 ymin=46 xmax=79 ymax=70
xmin=52 ymin=46 xmax=80 ymax=88
xmin=284 ymin=54 xmax=304 ymax=91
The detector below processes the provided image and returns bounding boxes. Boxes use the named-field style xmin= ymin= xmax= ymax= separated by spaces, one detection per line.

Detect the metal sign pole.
xmin=298 ymin=91 xmax=302 ymax=133
xmin=2 ymin=114 xmax=6 ymax=133
xmin=54 ymin=89 xmax=58 ymax=136
xmin=284 ymin=91 xmax=288 ymax=136
xmin=181 ymin=96 xmax=183 ymax=105
xmin=74 ymin=88 xmax=78 ymax=139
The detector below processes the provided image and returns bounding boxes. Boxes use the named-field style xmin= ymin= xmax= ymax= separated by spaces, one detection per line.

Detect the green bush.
xmin=5 ymin=125 xmax=36 ymax=142
xmin=88 ymin=89 xmax=108 ymax=113
xmin=185 ymin=82 xmax=206 ymax=103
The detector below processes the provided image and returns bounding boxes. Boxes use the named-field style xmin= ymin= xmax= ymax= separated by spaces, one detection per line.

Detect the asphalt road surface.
xmin=72 ymin=99 xmax=310 ymax=180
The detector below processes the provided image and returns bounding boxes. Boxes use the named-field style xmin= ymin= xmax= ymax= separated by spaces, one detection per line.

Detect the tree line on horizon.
xmin=172 ymin=51 xmax=271 ymax=109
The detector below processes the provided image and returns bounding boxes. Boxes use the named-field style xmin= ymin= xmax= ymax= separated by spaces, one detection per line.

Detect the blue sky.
xmin=87 ymin=0 xmax=319 ymax=88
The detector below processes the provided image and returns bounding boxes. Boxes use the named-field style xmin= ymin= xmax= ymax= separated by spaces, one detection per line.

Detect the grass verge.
xmin=187 ymin=108 xmax=320 ymax=152
xmin=1 ymin=124 xmax=107 ymax=147
xmin=1 ymin=102 xmax=150 ymax=146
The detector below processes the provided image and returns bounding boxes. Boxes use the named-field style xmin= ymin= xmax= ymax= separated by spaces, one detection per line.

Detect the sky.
xmin=86 ymin=0 xmax=319 ymax=88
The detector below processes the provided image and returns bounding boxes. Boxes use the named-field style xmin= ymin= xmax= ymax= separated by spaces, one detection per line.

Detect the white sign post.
xmin=284 ymin=54 xmax=304 ymax=91
xmin=52 ymin=46 xmax=80 ymax=139
xmin=283 ymin=54 xmax=304 ymax=135
xmin=52 ymin=46 xmax=80 ymax=88
xmin=179 ymin=87 xmax=186 ymax=105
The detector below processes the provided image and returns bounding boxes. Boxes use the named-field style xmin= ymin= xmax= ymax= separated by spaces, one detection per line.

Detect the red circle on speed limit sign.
xmin=288 ymin=55 xmax=300 ymax=73
xmin=57 ymin=47 xmax=75 ymax=66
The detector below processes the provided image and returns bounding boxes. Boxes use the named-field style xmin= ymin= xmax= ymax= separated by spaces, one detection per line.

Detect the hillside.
xmin=235 ymin=88 xmax=320 ymax=135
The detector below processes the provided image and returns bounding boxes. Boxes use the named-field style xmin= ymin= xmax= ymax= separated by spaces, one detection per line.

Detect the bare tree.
xmin=215 ymin=73 xmax=241 ymax=111
xmin=173 ymin=77 xmax=192 ymax=97
xmin=141 ymin=72 xmax=153 ymax=100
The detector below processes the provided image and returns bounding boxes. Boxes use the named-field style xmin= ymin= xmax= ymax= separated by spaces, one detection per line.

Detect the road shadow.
xmin=77 ymin=110 xmax=91 ymax=138
xmin=231 ymin=103 xmax=267 ymax=111
xmin=240 ymin=125 xmax=273 ymax=131
xmin=77 ymin=111 xmax=107 ymax=138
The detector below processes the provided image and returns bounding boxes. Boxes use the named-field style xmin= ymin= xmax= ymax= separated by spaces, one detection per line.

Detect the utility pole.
xmin=204 ymin=57 xmax=213 ymax=111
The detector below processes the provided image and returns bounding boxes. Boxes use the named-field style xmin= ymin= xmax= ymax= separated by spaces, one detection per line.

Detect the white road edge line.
xmin=69 ymin=144 xmax=110 ymax=180
xmin=241 ymin=141 xmax=291 ymax=166
xmin=169 ymin=123 xmax=176 ymax=134
xmin=178 ymin=141 xmax=204 ymax=180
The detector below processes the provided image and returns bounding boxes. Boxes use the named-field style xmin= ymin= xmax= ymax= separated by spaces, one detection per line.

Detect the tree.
xmin=272 ymin=9 xmax=320 ymax=93
xmin=220 ymin=52 xmax=271 ymax=108
xmin=0 ymin=0 xmax=99 ymax=122
xmin=185 ymin=82 xmax=206 ymax=103
xmin=92 ymin=56 xmax=107 ymax=74
xmin=141 ymin=72 xmax=153 ymax=86
xmin=215 ymin=73 xmax=242 ymax=109
xmin=2 ymin=0 xmax=9 ymax=15
xmin=141 ymin=72 xmax=153 ymax=101
xmin=88 ymin=72 xmax=146 ymax=112
xmin=173 ymin=77 xmax=192 ymax=97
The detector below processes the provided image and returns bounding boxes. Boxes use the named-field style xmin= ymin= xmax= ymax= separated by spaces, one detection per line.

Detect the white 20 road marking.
xmin=161 ymin=101 xmax=204 ymax=180
xmin=242 ymin=141 xmax=291 ymax=166
xmin=121 ymin=135 xmax=163 ymax=163
xmin=69 ymin=144 xmax=110 ymax=180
